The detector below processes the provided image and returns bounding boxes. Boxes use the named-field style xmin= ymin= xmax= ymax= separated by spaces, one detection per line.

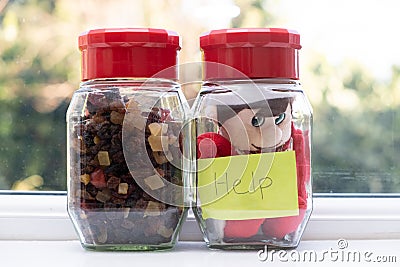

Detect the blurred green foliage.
xmin=232 ymin=0 xmax=400 ymax=193
xmin=309 ymin=59 xmax=400 ymax=192
xmin=0 ymin=99 xmax=68 ymax=190
xmin=0 ymin=0 xmax=77 ymax=190
xmin=0 ymin=0 xmax=398 ymax=193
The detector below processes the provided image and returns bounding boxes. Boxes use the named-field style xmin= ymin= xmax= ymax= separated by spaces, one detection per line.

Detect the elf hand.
xmin=197 ymin=132 xmax=236 ymax=158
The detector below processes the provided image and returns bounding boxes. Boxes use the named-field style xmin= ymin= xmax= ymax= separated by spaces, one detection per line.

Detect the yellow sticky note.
xmin=197 ymin=151 xmax=299 ymax=220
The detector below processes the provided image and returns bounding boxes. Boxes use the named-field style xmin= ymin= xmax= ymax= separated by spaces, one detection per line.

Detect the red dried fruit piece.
xmin=160 ymin=108 xmax=171 ymax=122
xmin=197 ymin=132 xmax=236 ymax=158
xmin=90 ymin=169 xmax=106 ymax=188
xmin=87 ymin=92 xmax=108 ymax=109
xmin=224 ymin=218 xmax=264 ymax=238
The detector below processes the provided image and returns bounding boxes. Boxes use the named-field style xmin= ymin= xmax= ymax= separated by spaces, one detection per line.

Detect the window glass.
xmin=0 ymin=0 xmax=398 ymax=193
xmin=271 ymin=0 xmax=400 ymax=193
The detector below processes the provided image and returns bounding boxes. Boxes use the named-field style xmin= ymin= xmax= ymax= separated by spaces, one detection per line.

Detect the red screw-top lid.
xmin=79 ymin=28 xmax=180 ymax=81
xmin=200 ymin=28 xmax=301 ymax=80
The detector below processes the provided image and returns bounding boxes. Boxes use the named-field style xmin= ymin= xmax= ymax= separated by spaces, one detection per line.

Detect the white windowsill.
xmin=0 ymin=193 xmax=399 ymax=241
xmin=0 ymin=193 xmax=399 ymax=266
xmin=0 ymin=240 xmax=399 ymax=267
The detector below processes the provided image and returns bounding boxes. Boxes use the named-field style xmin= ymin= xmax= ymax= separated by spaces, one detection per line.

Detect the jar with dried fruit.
xmin=67 ymin=28 xmax=189 ymax=251
xmin=192 ymin=28 xmax=312 ymax=249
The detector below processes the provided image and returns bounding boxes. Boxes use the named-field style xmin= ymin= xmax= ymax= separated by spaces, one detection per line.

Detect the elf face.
xmin=220 ymin=103 xmax=292 ymax=153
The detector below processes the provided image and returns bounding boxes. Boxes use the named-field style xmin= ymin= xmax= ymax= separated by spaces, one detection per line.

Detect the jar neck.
xmin=203 ymin=78 xmax=300 ymax=86
xmin=80 ymin=77 xmax=179 ymax=87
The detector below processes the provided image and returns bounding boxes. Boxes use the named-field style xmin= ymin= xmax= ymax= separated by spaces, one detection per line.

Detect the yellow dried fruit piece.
xmin=157 ymin=225 xmax=174 ymax=238
xmin=93 ymin=136 xmax=101 ymax=145
xmin=148 ymin=123 xmax=161 ymax=135
xmin=118 ymin=183 xmax=129 ymax=195
xmin=144 ymin=201 xmax=161 ymax=217
xmin=110 ymin=111 xmax=124 ymax=125
xmin=148 ymin=123 xmax=168 ymax=136
xmin=148 ymin=136 xmax=169 ymax=151
xmin=96 ymin=190 xmax=111 ymax=203
xmin=80 ymin=174 xmax=91 ymax=185
xmin=126 ymin=99 xmax=140 ymax=111
xmin=97 ymin=151 xmax=111 ymax=166
xmin=144 ymin=174 xmax=165 ymax=190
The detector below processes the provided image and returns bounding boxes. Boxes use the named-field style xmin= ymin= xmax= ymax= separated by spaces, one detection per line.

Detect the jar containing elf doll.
xmin=192 ymin=28 xmax=312 ymax=249
xmin=67 ymin=28 xmax=189 ymax=251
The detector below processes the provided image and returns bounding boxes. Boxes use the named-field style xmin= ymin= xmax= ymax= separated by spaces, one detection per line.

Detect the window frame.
xmin=0 ymin=192 xmax=399 ymax=241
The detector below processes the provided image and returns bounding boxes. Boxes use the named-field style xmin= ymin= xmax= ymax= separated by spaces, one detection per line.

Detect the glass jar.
xmin=67 ymin=28 xmax=188 ymax=251
xmin=192 ymin=28 xmax=312 ymax=249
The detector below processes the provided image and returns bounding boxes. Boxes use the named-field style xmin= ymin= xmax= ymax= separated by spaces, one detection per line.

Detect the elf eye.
xmin=251 ymin=116 xmax=265 ymax=127
xmin=275 ymin=113 xmax=286 ymax=125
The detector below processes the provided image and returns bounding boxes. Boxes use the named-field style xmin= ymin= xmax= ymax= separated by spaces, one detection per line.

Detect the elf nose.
xmin=259 ymin=118 xmax=282 ymax=148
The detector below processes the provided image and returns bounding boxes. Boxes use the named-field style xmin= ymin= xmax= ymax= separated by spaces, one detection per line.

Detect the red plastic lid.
xmin=200 ymin=28 xmax=301 ymax=80
xmin=79 ymin=28 xmax=180 ymax=81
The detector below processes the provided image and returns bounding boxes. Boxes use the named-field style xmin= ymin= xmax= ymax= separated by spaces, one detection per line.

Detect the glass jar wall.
xmin=67 ymin=28 xmax=188 ymax=251
xmin=192 ymin=28 xmax=312 ymax=249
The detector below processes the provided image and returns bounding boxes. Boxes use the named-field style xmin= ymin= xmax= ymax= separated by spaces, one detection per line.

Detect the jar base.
xmin=206 ymin=242 xmax=299 ymax=250
xmin=81 ymin=242 xmax=175 ymax=252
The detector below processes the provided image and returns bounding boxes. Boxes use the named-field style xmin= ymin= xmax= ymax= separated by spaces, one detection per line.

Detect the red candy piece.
xmin=90 ymin=169 xmax=107 ymax=188
xmin=224 ymin=219 xmax=265 ymax=238
xmin=262 ymin=206 xmax=306 ymax=239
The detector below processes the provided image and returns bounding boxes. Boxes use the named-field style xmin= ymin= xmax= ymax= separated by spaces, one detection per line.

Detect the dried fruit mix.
xmin=69 ymin=89 xmax=184 ymax=247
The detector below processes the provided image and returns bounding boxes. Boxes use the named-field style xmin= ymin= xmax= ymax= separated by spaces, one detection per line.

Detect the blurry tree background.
xmin=0 ymin=0 xmax=398 ymax=192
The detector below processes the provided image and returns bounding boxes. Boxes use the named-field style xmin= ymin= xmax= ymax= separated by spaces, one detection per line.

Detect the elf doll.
xmin=197 ymin=94 xmax=310 ymax=241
